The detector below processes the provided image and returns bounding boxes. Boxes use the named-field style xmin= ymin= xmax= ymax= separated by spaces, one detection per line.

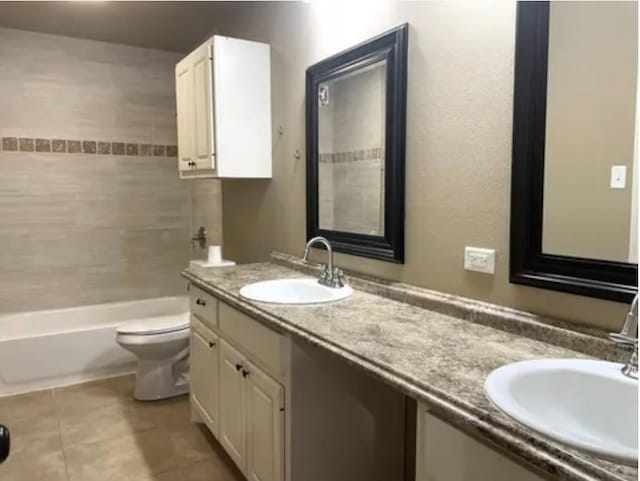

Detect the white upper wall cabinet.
xmin=175 ymin=36 xmax=272 ymax=179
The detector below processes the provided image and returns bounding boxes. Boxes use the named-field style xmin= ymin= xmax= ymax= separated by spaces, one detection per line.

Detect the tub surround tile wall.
xmin=0 ymin=27 xmax=195 ymax=314
xmin=190 ymin=179 xmax=224 ymax=261
xmin=1 ymin=136 xmax=178 ymax=157
xmin=182 ymin=262 xmax=636 ymax=481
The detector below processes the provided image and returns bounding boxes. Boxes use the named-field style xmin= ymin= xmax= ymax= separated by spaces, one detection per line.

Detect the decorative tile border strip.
xmin=319 ymin=147 xmax=384 ymax=164
xmin=1 ymin=136 xmax=178 ymax=157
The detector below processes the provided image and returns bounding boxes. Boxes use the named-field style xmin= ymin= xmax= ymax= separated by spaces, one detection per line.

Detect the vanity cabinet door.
xmin=219 ymin=339 xmax=248 ymax=473
xmin=246 ymin=361 xmax=284 ymax=481
xmin=416 ymin=409 xmax=544 ymax=481
xmin=190 ymin=325 xmax=219 ymax=437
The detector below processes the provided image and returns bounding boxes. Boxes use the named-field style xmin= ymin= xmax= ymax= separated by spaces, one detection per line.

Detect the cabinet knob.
xmin=196 ymin=298 xmax=206 ymax=306
xmin=208 ymin=341 xmax=215 ymax=348
xmin=242 ymin=369 xmax=250 ymax=378
xmin=235 ymin=363 xmax=243 ymax=371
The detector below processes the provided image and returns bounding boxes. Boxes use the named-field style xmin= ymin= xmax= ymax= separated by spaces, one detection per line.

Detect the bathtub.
xmin=0 ymin=296 xmax=189 ymax=396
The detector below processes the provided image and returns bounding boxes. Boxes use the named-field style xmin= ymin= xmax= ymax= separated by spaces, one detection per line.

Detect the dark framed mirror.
xmin=511 ymin=1 xmax=638 ymax=302
xmin=306 ymin=24 xmax=408 ymax=263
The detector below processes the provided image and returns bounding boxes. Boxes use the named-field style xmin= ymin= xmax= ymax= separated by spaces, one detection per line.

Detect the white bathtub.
xmin=0 ymin=296 xmax=189 ymax=396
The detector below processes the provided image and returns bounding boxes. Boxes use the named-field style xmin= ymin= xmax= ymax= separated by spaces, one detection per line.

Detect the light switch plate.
xmin=464 ymin=247 xmax=496 ymax=274
xmin=611 ymin=165 xmax=627 ymax=189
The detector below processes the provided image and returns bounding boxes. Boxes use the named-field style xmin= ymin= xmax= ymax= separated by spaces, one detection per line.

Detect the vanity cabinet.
xmin=416 ymin=407 xmax=544 ymax=481
xmin=175 ymin=35 xmax=272 ymax=179
xmin=189 ymin=288 xmax=285 ymax=481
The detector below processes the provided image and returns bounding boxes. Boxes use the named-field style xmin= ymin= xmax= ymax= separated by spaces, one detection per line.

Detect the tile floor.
xmin=0 ymin=375 xmax=244 ymax=481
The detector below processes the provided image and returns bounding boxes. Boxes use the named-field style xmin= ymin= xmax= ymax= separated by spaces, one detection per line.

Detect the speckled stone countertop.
xmin=182 ymin=256 xmax=637 ymax=481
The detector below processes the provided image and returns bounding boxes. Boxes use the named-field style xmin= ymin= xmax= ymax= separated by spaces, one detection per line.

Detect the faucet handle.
xmin=331 ymin=267 xmax=345 ymax=288
xmin=609 ymin=332 xmax=637 ymax=347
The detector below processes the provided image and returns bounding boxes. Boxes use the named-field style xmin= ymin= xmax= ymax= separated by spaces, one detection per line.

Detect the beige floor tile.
xmin=7 ymin=414 xmax=62 ymax=458
xmin=64 ymin=428 xmax=177 ymax=481
xmin=181 ymin=457 xmax=243 ymax=481
xmin=131 ymin=469 xmax=185 ymax=481
xmin=138 ymin=395 xmax=192 ymax=434
xmin=170 ymin=424 xmax=218 ymax=468
xmin=59 ymin=398 xmax=157 ymax=448
xmin=0 ymin=388 xmax=56 ymax=421
xmin=0 ymin=449 xmax=68 ymax=481
xmin=53 ymin=374 xmax=135 ymax=415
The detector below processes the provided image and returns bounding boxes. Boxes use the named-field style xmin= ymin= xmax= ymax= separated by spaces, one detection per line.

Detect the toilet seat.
xmin=117 ymin=314 xmax=189 ymax=336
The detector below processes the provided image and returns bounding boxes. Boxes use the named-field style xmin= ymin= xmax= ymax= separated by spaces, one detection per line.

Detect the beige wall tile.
xmin=189 ymin=179 xmax=224 ymax=260
xmin=0 ymin=29 xmax=192 ymax=314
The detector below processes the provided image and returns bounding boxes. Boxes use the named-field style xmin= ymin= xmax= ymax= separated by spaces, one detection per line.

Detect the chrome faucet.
xmin=191 ymin=226 xmax=207 ymax=249
xmin=609 ymin=294 xmax=638 ymax=379
xmin=302 ymin=236 xmax=345 ymax=288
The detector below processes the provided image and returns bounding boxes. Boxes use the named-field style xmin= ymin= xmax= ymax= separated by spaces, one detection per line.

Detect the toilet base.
xmin=133 ymin=358 xmax=190 ymax=401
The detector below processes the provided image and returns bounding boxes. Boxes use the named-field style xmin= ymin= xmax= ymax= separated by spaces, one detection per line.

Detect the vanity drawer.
xmin=190 ymin=285 xmax=218 ymax=330
xmin=219 ymin=302 xmax=284 ymax=377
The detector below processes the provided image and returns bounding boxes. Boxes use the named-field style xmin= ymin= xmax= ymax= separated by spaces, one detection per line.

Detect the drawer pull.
xmin=235 ymin=363 xmax=243 ymax=371
xmin=208 ymin=341 xmax=215 ymax=348
xmin=196 ymin=298 xmax=207 ymax=306
xmin=242 ymin=368 xmax=250 ymax=378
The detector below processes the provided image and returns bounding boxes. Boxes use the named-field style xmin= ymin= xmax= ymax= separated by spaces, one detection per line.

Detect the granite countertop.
xmin=182 ymin=259 xmax=637 ymax=481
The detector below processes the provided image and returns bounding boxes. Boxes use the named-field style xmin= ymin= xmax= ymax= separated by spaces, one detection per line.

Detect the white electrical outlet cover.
xmin=464 ymin=247 xmax=496 ymax=274
xmin=611 ymin=165 xmax=627 ymax=189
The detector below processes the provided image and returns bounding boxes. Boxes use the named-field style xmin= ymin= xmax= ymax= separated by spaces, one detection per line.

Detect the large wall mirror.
xmin=511 ymin=1 xmax=638 ymax=302
xmin=306 ymin=25 xmax=408 ymax=263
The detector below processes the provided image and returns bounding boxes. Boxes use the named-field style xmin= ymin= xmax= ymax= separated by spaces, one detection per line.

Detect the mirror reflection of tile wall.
xmin=318 ymin=61 xmax=387 ymax=236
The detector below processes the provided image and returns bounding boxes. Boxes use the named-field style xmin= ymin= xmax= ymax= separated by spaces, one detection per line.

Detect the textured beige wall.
xmin=0 ymin=28 xmax=191 ymax=314
xmin=543 ymin=1 xmax=637 ymax=262
xmin=216 ymin=1 xmax=630 ymax=331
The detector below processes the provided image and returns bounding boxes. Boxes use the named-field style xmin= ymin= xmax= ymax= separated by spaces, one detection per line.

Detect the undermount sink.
xmin=485 ymin=359 xmax=638 ymax=465
xmin=239 ymin=278 xmax=353 ymax=305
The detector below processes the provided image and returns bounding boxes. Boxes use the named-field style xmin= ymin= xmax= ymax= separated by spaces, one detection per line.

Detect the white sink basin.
xmin=485 ymin=359 xmax=638 ymax=464
xmin=239 ymin=278 xmax=353 ymax=305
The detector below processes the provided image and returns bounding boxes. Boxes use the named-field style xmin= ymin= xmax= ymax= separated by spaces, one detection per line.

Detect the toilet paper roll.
xmin=208 ymin=245 xmax=222 ymax=264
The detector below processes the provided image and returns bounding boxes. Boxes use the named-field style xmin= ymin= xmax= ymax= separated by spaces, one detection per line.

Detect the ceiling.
xmin=0 ymin=1 xmax=243 ymax=52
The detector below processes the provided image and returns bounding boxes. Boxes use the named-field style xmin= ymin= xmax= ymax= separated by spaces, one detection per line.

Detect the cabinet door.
xmin=219 ymin=339 xmax=247 ymax=473
xmin=416 ymin=410 xmax=544 ymax=481
xmin=175 ymin=56 xmax=194 ymax=170
xmin=191 ymin=42 xmax=215 ymax=170
xmin=246 ymin=361 xmax=284 ymax=481
xmin=190 ymin=326 xmax=219 ymax=437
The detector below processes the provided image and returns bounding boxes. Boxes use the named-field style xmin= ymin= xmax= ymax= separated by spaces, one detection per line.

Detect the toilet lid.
xmin=117 ymin=314 xmax=190 ymax=335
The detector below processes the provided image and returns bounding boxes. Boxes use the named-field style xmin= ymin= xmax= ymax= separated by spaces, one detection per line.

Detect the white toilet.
xmin=116 ymin=313 xmax=190 ymax=401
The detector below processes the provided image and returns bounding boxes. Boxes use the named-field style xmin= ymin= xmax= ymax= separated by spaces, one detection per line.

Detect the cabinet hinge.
xmin=279 ymin=407 xmax=285 ymax=412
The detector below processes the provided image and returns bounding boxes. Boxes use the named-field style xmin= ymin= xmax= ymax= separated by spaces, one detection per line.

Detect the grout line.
xmin=51 ymin=388 xmax=73 ymax=481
